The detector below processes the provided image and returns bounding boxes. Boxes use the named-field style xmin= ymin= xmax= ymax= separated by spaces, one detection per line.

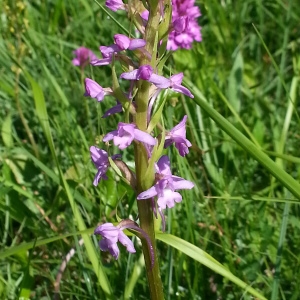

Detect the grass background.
xmin=1 ymin=0 xmax=300 ymax=299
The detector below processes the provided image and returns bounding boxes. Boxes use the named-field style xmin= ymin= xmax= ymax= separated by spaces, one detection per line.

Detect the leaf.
xmin=227 ymin=51 xmax=243 ymax=113
xmin=156 ymin=233 xmax=267 ymax=300
xmin=186 ymin=82 xmax=300 ymax=200
xmin=1 ymin=113 xmax=13 ymax=147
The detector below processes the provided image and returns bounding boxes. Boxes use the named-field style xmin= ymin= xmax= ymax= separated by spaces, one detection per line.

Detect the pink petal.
xmin=114 ymin=34 xmax=131 ymax=50
xmin=128 ymin=39 xmax=146 ymax=50
xmin=120 ymin=69 xmax=139 ymax=80
xmin=170 ymin=73 xmax=184 ymax=85
xmin=172 ymin=177 xmax=194 ymax=190
xmin=137 ymin=186 xmax=157 ymax=199
xmin=133 ymin=129 xmax=156 ymax=145
xmin=103 ymin=130 xmax=118 ymax=142
xmin=156 ymin=156 xmax=172 ymax=176
xmin=148 ymin=74 xmax=171 ymax=88
xmin=118 ymin=231 xmax=136 ymax=253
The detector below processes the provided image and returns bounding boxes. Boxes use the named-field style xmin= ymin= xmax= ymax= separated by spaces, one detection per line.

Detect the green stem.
xmin=133 ymin=3 xmax=164 ymax=300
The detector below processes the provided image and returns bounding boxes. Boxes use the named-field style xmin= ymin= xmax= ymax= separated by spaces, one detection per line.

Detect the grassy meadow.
xmin=1 ymin=0 xmax=300 ymax=299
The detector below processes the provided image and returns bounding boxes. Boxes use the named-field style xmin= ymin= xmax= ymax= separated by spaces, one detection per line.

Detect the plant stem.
xmin=133 ymin=4 xmax=165 ymax=300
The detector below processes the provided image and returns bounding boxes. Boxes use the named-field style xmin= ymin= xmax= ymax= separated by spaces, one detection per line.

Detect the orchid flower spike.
xmin=137 ymin=155 xmax=194 ymax=210
xmin=165 ymin=115 xmax=192 ymax=156
xmin=90 ymin=146 xmax=121 ymax=186
xmin=103 ymin=122 xmax=156 ymax=150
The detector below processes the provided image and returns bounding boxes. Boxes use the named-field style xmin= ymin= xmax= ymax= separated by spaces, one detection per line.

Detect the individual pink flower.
xmin=84 ymin=78 xmax=113 ymax=102
xmin=94 ymin=223 xmax=136 ymax=259
xmin=91 ymin=35 xmax=146 ymax=66
xmin=72 ymin=47 xmax=97 ymax=68
xmin=94 ymin=220 xmax=154 ymax=265
xmin=103 ymin=123 xmax=156 ymax=150
xmin=90 ymin=146 xmax=121 ymax=186
xmin=105 ymin=0 xmax=125 ymax=12
xmin=120 ymin=65 xmax=194 ymax=98
xmin=137 ymin=155 xmax=194 ymax=210
xmin=165 ymin=115 xmax=192 ymax=156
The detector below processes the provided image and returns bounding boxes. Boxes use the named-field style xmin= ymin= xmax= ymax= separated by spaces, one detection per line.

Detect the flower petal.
xmin=103 ymin=130 xmax=118 ymax=142
xmin=102 ymin=103 xmax=123 ymax=118
xmin=105 ymin=0 xmax=125 ymax=11
xmin=157 ymin=189 xmax=182 ymax=209
xmin=128 ymin=39 xmax=146 ymax=50
xmin=133 ymin=128 xmax=156 ymax=145
xmin=137 ymin=186 xmax=158 ymax=199
xmin=90 ymin=58 xmax=112 ymax=66
xmin=170 ymin=73 xmax=184 ymax=85
xmin=107 ymin=241 xmax=120 ymax=259
xmin=171 ymin=83 xmax=194 ymax=98
xmin=118 ymin=231 xmax=136 ymax=253
xmin=84 ymin=78 xmax=105 ymax=102
xmin=120 ymin=69 xmax=139 ymax=80
xmin=148 ymin=74 xmax=171 ymax=88
xmin=156 ymin=155 xmax=172 ymax=176
xmin=172 ymin=177 xmax=194 ymax=190
xmin=90 ymin=146 xmax=108 ymax=165
xmin=100 ymin=45 xmax=120 ymax=57
xmin=114 ymin=34 xmax=131 ymax=50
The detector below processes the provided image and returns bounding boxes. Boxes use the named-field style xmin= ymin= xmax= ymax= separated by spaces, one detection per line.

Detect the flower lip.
xmin=137 ymin=155 xmax=194 ymax=210
xmin=103 ymin=122 xmax=156 ymax=150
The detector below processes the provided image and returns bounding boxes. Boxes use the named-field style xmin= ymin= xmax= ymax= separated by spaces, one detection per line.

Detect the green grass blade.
xmin=0 ymin=231 xmax=88 ymax=259
xmin=24 ymin=70 xmax=112 ymax=296
xmin=271 ymin=201 xmax=290 ymax=300
xmin=156 ymin=233 xmax=267 ymax=300
xmin=124 ymin=255 xmax=145 ymax=299
xmin=187 ymin=83 xmax=300 ymax=200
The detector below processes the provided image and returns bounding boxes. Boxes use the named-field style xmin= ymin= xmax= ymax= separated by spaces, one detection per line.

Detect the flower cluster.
xmin=168 ymin=0 xmax=202 ymax=50
xmin=74 ymin=0 xmax=196 ymax=261
xmin=139 ymin=0 xmax=202 ymax=50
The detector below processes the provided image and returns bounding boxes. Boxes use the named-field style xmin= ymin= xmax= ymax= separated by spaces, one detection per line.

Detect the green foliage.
xmin=0 ymin=0 xmax=300 ymax=299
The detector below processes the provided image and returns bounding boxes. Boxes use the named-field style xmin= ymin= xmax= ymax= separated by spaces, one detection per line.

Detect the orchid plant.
xmin=73 ymin=0 xmax=201 ymax=298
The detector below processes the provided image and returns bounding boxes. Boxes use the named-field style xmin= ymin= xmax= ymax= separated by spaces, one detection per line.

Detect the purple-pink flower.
xmin=72 ymin=47 xmax=97 ymax=68
xmin=165 ymin=115 xmax=192 ymax=156
xmin=120 ymin=66 xmax=194 ymax=98
xmin=105 ymin=0 xmax=125 ymax=12
xmin=91 ymin=35 xmax=146 ymax=66
xmin=172 ymin=16 xmax=189 ymax=33
xmin=103 ymin=122 xmax=156 ymax=150
xmin=84 ymin=78 xmax=113 ymax=102
xmin=90 ymin=146 xmax=121 ymax=186
xmin=167 ymin=0 xmax=202 ymax=50
xmin=94 ymin=223 xmax=136 ymax=259
xmin=137 ymin=155 xmax=194 ymax=209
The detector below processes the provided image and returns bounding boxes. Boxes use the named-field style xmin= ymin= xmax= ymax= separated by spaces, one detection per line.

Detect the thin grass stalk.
xmin=271 ymin=201 xmax=290 ymax=300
